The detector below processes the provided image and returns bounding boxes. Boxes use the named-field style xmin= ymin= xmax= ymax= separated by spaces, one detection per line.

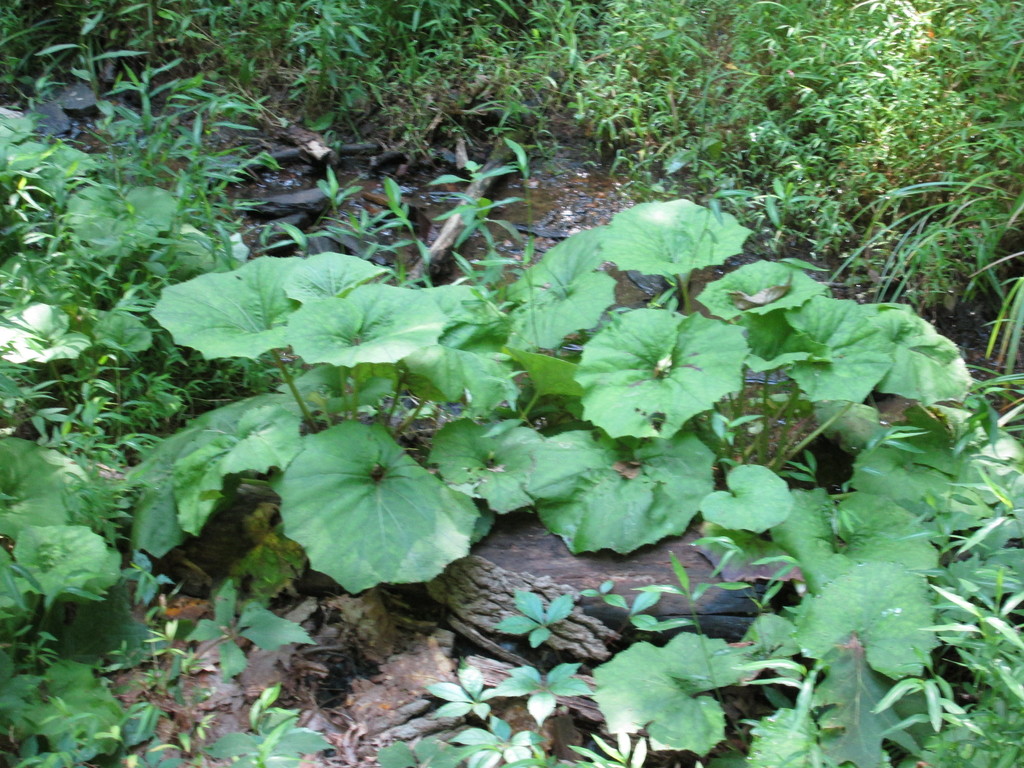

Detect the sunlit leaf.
xmin=577 ymin=310 xmax=747 ymax=438
xmin=0 ymin=304 xmax=90 ymax=363
xmin=508 ymin=227 xmax=615 ymax=349
xmin=600 ymin=199 xmax=751 ymax=278
xmin=13 ymin=525 xmax=120 ymax=605
xmin=283 ymin=251 xmax=388 ymax=302
xmin=286 ymin=284 xmax=446 ymax=366
xmin=0 ymin=438 xmax=84 ymax=537
xmin=700 ymin=260 xmax=826 ymax=320
xmin=784 ymin=297 xmax=894 ymax=402
xmin=153 ymin=257 xmax=301 ymax=359
xmin=872 ymin=304 xmax=972 ymax=403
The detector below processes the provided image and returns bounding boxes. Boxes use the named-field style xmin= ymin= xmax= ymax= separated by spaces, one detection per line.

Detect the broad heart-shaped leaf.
xmin=283 ymin=251 xmax=389 ymax=302
xmin=600 ymin=199 xmax=752 ymax=279
xmin=275 ymin=422 xmax=478 ymax=592
xmin=784 ymin=296 xmax=894 ymax=402
xmin=795 ymin=562 xmax=936 ymax=678
xmin=66 ymin=184 xmax=175 ymax=251
xmin=871 ymin=304 xmax=972 ymax=403
xmin=129 ymin=394 xmax=295 ymax=556
xmin=152 ymin=256 xmax=301 ymax=359
xmin=814 ymin=635 xmax=917 ymax=768
xmin=741 ymin=309 xmax=828 ymax=372
xmin=772 ymin=490 xmax=938 ymax=594
xmin=699 ymin=465 xmax=793 ymax=533
xmin=14 ymin=525 xmax=120 ymax=606
xmin=286 ymin=284 xmax=446 ymax=367
xmin=431 ymin=421 xmax=590 ymax=513
xmin=0 ymin=438 xmax=85 ymax=537
xmin=508 ymin=228 xmax=616 ymax=350
xmin=593 ymin=632 xmax=747 ymax=753
xmin=536 ymin=431 xmax=715 ymax=554
xmin=172 ymin=402 xmax=303 ymax=534
xmin=699 ymin=260 xmax=827 ymax=320
xmin=0 ymin=304 xmax=90 ymax=363
xmin=403 ymin=345 xmax=517 ymax=418
xmin=93 ymin=310 xmax=152 ymax=353
xmin=577 ymin=310 xmax=747 ymax=438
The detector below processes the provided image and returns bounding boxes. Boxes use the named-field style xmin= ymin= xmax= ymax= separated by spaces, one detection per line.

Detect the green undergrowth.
xmin=133 ymin=199 xmax=1024 ymax=768
xmin=6 ymin=180 xmax=1024 ymax=764
xmin=4 ymin=0 xmax=1022 ymax=312
xmin=2 ymin=2 xmax=1024 ymax=765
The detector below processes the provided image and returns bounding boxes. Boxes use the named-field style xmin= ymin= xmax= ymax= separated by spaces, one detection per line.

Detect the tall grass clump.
xmin=565 ymin=0 xmax=1024 ymax=307
xmin=6 ymin=0 xmax=1024 ymax=313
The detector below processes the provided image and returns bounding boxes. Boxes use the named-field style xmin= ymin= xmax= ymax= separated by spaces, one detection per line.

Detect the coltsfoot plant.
xmin=139 ymin=198 xmax=1023 ymax=765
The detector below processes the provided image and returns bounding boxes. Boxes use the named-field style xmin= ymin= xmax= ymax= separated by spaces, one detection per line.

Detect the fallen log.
xmin=428 ymin=555 xmax=618 ymax=662
xmin=472 ymin=513 xmax=761 ymax=640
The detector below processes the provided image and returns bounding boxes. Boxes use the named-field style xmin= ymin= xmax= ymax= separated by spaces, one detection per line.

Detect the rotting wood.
xmin=472 ymin=514 xmax=762 ymax=640
xmin=336 ymin=142 xmax=380 ymax=155
xmin=407 ymin=139 xmax=515 ymax=281
xmin=280 ymin=123 xmax=335 ymax=165
xmin=428 ymin=556 xmax=618 ymax=662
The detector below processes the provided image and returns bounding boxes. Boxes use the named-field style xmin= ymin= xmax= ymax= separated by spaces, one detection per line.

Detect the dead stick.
xmin=409 ymin=140 xmax=515 ymax=280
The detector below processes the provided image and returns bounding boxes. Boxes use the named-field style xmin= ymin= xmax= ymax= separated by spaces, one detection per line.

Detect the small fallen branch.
xmin=408 ymin=141 xmax=516 ymax=280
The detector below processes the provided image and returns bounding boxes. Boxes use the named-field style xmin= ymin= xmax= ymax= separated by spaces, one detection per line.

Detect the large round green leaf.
xmin=508 ymin=228 xmax=616 ymax=350
xmin=129 ymin=394 xmax=295 ymax=555
xmin=276 ymin=422 xmax=478 ymax=592
xmin=872 ymin=305 xmax=971 ymax=403
xmin=0 ymin=304 xmax=90 ymax=363
xmin=772 ymin=489 xmax=938 ymax=594
xmin=152 ymin=257 xmax=301 ymax=359
xmin=286 ymin=284 xmax=446 ymax=367
xmin=795 ymin=561 xmax=936 ymax=677
xmin=67 ymin=184 xmax=175 ymax=250
xmin=14 ymin=525 xmax=121 ymax=605
xmin=593 ymin=632 xmax=747 ymax=752
xmin=425 ymin=284 xmax=511 ymax=353
xmin=536 ymin=431 xmax=715 ymax=553
xmin=600 ymin=200 xmax=751 ymax=279
xmin=93 ymin=310 xmax=153 ymax=353
xmin=172 ymin=402 xmax=303 ymax=534
xmin=431 ymin=421 xmax=565 ymax=513
xmin=700 ymin=464 xmax=793 ymax=533
xmin=403 ymin=346 xmax=517 ymax=418
xmin=699 ymin=260 xmax=827 ymax=320
xmin=577 ymin=310 xmax=747 ymax=438
xmin=283 ymin=251 xmax=388 ymax=302
xmin=784 ymin=296 xmax=894 ymax=402
xmin=0 ymin=438 xmax=84 ymax=537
